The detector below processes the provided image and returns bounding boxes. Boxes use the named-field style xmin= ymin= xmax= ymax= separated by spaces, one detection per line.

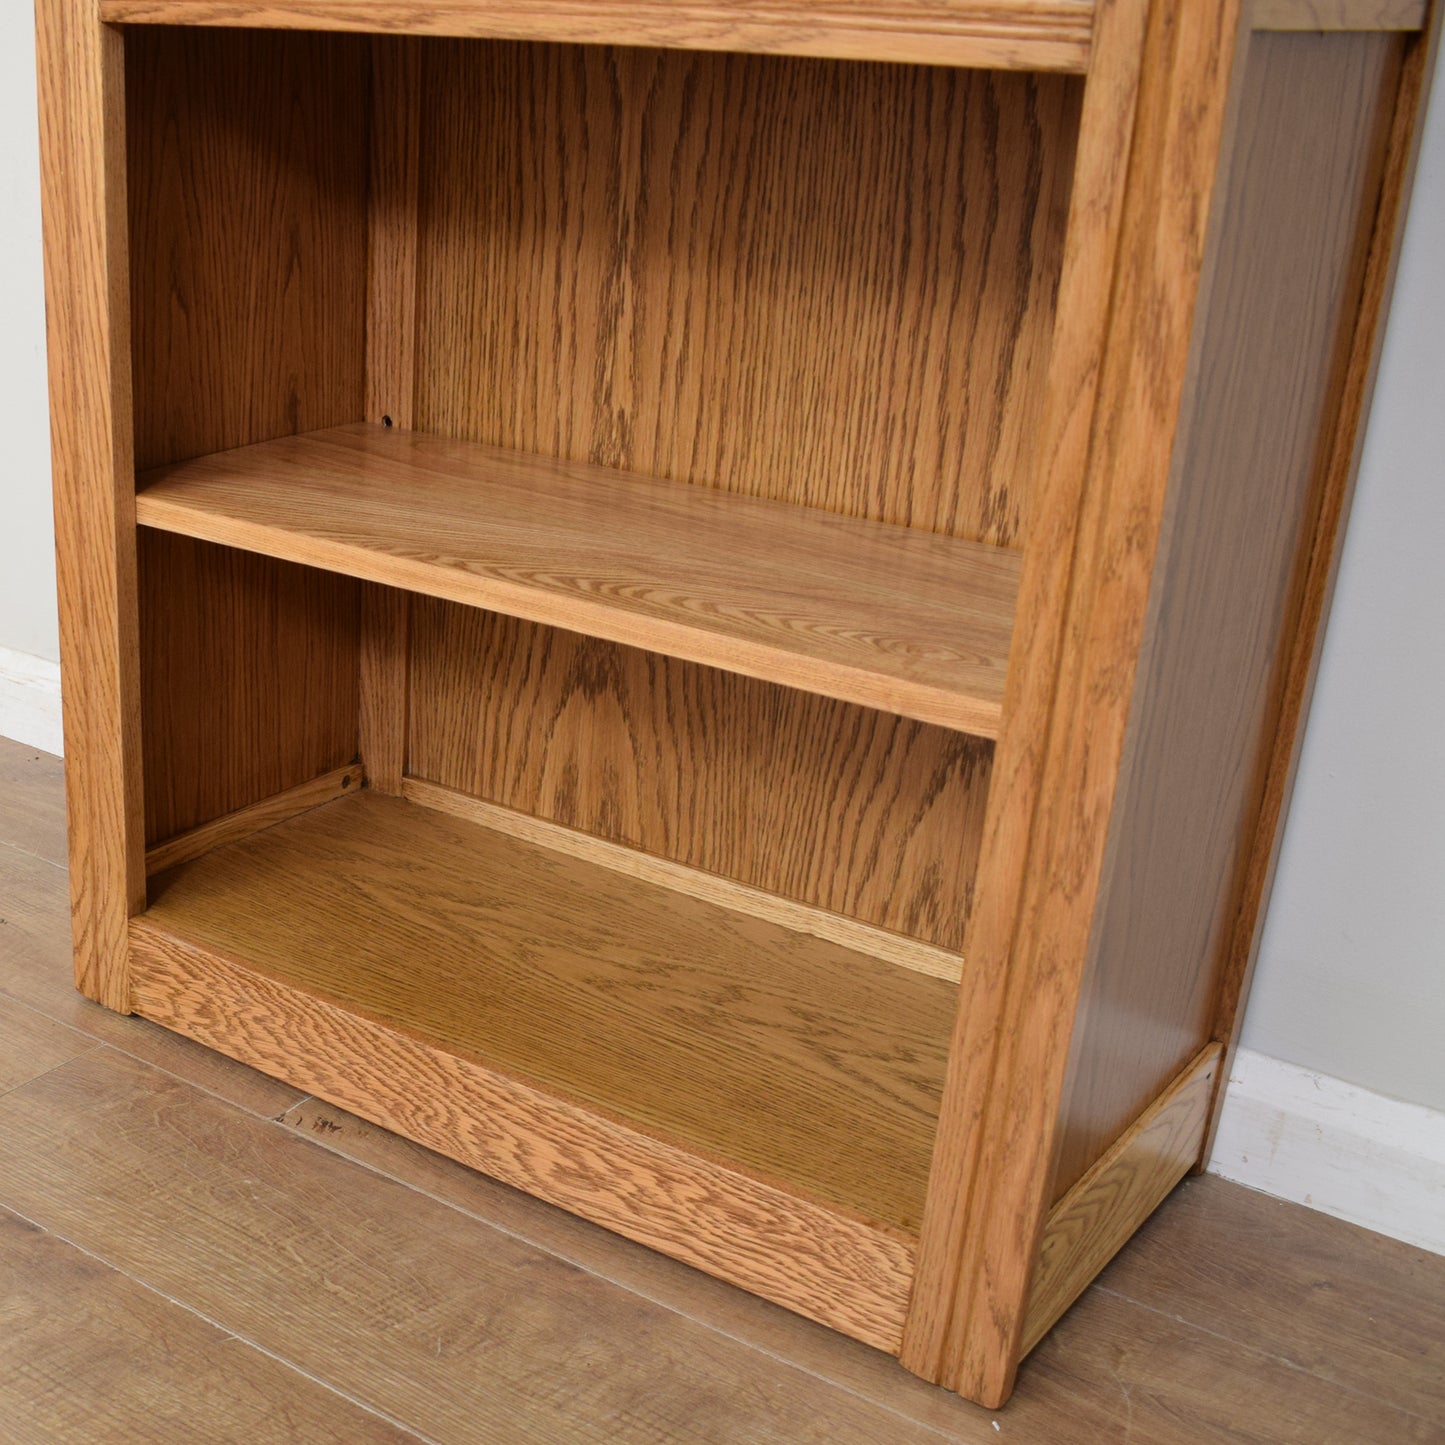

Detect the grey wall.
xmin=0 ymin=9 xmax=57 ymax=664
xmin=0 ymin=18 xmax=1440 ymax=1110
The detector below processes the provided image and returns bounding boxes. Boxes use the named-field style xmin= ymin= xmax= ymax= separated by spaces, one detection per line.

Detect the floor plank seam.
xmin=1090 ymin=1282 xmax=1444 ymax=1431
xmin=272 ymin=1104 xmax=975 ymax=1443
xmin=0 ymin=1198 xmax=439 ymax=1445
xmin=0 ymin=1040 xmax=106 ymax=1103
xmin=81 ymin=1038 xmax=305 ymax=1124
xmin=0 ymin=836 xmax=68 ymax=872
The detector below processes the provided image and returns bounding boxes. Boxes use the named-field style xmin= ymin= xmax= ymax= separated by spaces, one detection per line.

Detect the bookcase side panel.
xmin=37 ymin=0 xmax=146 ymax=1009
xmin=1052 ymin=28 xmax=1408 ymax=1198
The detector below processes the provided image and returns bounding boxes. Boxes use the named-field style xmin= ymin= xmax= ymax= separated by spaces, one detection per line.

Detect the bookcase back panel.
xmin=411 ymin=40 xmax=1080 ymax=547
xmin=126 ymin=28 xmax=369 ymax=472
xmin=408 ymin=600 xmax=990 ymax=950
xmin=140 ymin=534 xmax=361 ymax=846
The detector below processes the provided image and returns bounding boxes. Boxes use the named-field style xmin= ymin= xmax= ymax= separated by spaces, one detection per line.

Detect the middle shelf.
xmin=135 ymin=423 xmax=1022 ymax=736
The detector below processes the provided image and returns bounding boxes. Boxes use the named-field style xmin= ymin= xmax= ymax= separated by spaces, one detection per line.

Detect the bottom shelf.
xmin=128 ymin=788 xmax=958 ymax=1348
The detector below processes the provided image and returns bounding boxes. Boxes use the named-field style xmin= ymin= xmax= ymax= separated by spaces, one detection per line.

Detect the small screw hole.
xmin=341 ymin=773 xmax=352 ymax=789
xmin=382 ymin=415 xmax=393 ymax=428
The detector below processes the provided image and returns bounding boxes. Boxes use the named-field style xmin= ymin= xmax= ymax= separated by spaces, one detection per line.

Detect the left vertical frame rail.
xmin=35 ymin=0 xmax=145 ymax=1011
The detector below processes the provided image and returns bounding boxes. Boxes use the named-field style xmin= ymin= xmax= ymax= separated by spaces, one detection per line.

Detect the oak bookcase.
xmin=37 ymin=0 xmax=1438 ymax=1407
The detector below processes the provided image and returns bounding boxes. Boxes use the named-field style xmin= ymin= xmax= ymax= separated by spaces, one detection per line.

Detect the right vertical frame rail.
xmin=904 ymin=0 xmax=1438 ymax=1409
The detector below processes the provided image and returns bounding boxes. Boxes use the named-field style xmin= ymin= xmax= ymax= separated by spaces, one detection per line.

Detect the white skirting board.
xmin=1210 ymin=1047 xmax=1445 ymax=1256
xmin=0 ymin=644 xmax=62 ymax=757
xmin=1 ymin=649 xmax=1441 ymax=1256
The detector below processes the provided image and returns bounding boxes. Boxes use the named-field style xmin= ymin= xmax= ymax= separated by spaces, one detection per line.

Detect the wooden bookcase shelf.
xmin=38 ymin=0 xmax=1438 ymax=1410
xmin=130 ymin=786 xmax=956 ymax=1343
xmin=136 ymin=423 xmax=1022 ymax=736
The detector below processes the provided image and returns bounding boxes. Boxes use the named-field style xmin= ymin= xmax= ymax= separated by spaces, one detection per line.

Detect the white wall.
xmin=0 ymin=6 xmax=58 ymax=665
xmin=0 ymin=19 xmax=1440 ymax=1147
xmin=1240 ymin=67 xmax=1445 ymax=1114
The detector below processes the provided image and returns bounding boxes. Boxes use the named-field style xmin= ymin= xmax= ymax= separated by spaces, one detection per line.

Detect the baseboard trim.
xmin=1209 ymin=1047 xmax=1445 ymax=1255
xmin=0 ymin=645 xmax=62 ymax=757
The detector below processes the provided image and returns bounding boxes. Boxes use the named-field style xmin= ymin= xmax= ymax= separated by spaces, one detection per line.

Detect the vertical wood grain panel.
xmin=36 ymin=0 xmax=146 ymax=1010
xmin=126 ymin=30 xmax=369 ymax=843
xmin=408 ymin=602 xmax=991 ymax=949
xmin=904 ymin=0 xmax=1246 ymax=1405
xmin=1052 ymin=31 xmax=1404 ymax=1198
xmin=413 ymin=41 xmax=1079 ymax=546
xmin=139 ymin=533 xmax=360 ymax=845
xmin=359 ymin=40 xmax=423 ymax=794
xmin=126 ymin=28 xmax=369 ymax=470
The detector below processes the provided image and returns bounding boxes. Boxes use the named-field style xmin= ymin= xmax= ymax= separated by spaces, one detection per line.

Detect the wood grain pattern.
xmin=145 ymin=763 xmax=360 ymax=875
xmin=900 ymin=0 xmax=1160 ymax=1402
xmin=414 ymin=41 xmax=1079 ymax=549
xmin=1253 ymin=0 xmax=1427 ymax=29
xmin=1052 ymin=31 xmax=1402 ymax=1199
xmin=138 ymin=532 xmax=360 ymax=845
xmin=0 ymin=736 xmax=67 ymax=867
xmin=0 ymin=1209 xmax=418 ymax=1444
xmin=408 ymin=602 xmax=993 ymax=952
xmin=1205 ymin=9 xmax=1442 ymax=1165
xmin=0 ymin=1050 xmax=952 ymax=1444
xmin=1022 ymin=1045 xmax=1220 ymax=1354
xmin=403 ymin=777 xmax=964 ymax=982
xmin=135 ymin=790 xmax=953 ymax=1245
xmin=0 ymin=1002 xmax=94 ymax=1096
xmin=358 ymin=586 xmax=410 ymax=795
xmin=364 ymin=38 xmax=420 ymax=430
xmin=36 ymin=0 xmax=145 ymax=1011
xmin=127 ymin=928 xmax=918 ymax=1353
xmin=126 ymin=28 xmax=368 ymax=471
xmin=96 ymin=1 xmax=1096 ymax=73
xmin=0 ymin=842 xmax=307 ymax=1119
xmin=903 ymin=0 xmax=1250 ymax=1407
xmin=1100 ymin=1173 xmax=1445 ymax=1418
xmin=137 ymin=424 xmax=1024 ymax=736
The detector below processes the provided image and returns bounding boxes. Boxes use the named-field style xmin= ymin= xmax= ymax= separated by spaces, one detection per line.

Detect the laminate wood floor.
xmin=2 ymin=735 xmax=1441 ymax=1443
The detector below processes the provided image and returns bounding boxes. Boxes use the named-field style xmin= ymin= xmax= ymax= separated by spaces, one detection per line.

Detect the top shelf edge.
xmin=96 ymin=0 xmax=1095 ymax=74
xmin=135 ymin=423 xmax=1021 ymax=740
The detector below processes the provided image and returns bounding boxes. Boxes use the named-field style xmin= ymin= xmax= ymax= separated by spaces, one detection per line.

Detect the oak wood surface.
xmin=0 ymin=1049 xmax=941 ymax=1444
xmin=137 ymin=424 xmax=1023 ymax=737
xmin=1253 ymin=0 xmax=1427 ymax=28
xmin=144 ymin=763 xmax=360 ymax=875
xmin=36 ymin=0 xmax=145 ymax=1011
xmin=413 ymin=41 xmax=1078 ymax=550
xmin=1023 ymin=1044 xmax=1220 ymax=1353
xmin=900 ymin=0 xmax=1164 ymax=1401
xmin=895 ymin=0 xmax=1260 ymax=1404
xmin=0 ymin=1209 xmax=419 ymax=1444
xmin=408 ymin=603 xmax=992 ymax=952
xmin=1052 ymin=29 xmax=1403 ymax=1198
xmin=357 ymin=41 xmax=420 ymax=796
xmin=95 ymin=0 xmax=1097 ymax=73
xmin=138 ymin=533 xmax=360 ymax=845
xmin=7 ymin=758 xmax=1445 ymax=1437
xmin=1205 ymin=7 xmax=1443 ymax=1163
xmin=403 ymin=778 xmax=964 ymax=982
xmin=133 ymin=790 xmax=952 ymax=1241
xmin=0 ymin=839 xmax=306 ymax=1118
xmin=126 ymin=28 xmax=368 ymax=472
